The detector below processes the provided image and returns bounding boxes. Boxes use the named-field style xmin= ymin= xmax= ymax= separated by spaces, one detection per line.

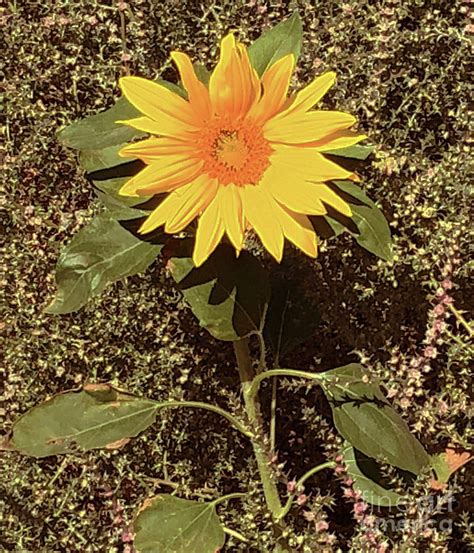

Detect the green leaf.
xmin=194 ymin=63 xmax=211 ymax=86
xmin=58 ymin=96 xmax=144 ymax=151
xmin=6 ymin=384 xmax=157 ymax=457
xmin=79 ymin=143 xmax=131 ymax=173
xmin=79 ymin=144 xmax=144 ymax=210
xmin=78 ymin=142 xmax=151 ymax=216
xmin=134 ymin=495 xmax=225 ymax=553
xmin=324 ymin=144 xmax=374 ymax=160
xmin=322 ymin=364 xmax=430 ymax=475
xmin=264 ymin=276 xmax=321 ymax=359
xmin=95 ymin=189 xmax=151 ymax=220
xmin=321 ymin=363 xmax=385 ymax=402
xmin=75 ymin=142 xmax=154 ymax=219
xmin=342 ymin=444 xmax=406 ymax=507
xmin=169 ymin=242 xmax=270 ymax=341
xmin=58 ymin=79 xmax=184 ymax=150
xmin=46 ymin=211 xmax=162 ymax=314
xmin=328 ymin=181 xmax=393 ymax=261
xmin=248 ymin=12 xmax=303 ymax=76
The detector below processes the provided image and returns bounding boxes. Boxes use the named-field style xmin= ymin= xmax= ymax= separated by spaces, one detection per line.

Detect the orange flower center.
xmin=197 ymin=116 xmax=272 ymax=186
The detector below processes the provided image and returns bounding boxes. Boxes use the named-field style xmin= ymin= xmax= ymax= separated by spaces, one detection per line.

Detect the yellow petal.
xmin=219 ymin=184 xmax=245 ymax=250
xmin=314 ymin=184 xmax=352 ymax=217
xmin=209 ymin=34 xmax=260 ymax=118
xmin=264 ymin=111 xmax=356 ymax=144
xmin=274 ymin=204 xmax=318 ymax=258
xmin=171 ymin=52 xmax=212 ymax=121
xmin=118 ymin=115 xmax=196 ymax=140
xmin=248 ymin=54 xmax=294 ymax=124
xmin=313 ymin=130 xmax=368 ymax=152
xmin=137 ymin=163 xmax=204 ymax=196
xmin=262 ymin=167 xmax=327 ymax=215
xmin=138 ymin=189 xmax=185 ymax=235
xmin=240 ymin=185 xmax=284 ymax=262
xmin=165 ymin=176 xmax=218 ymax=233
xmin=119 ymin=76 xmax=197 ymax=126
xmin=119 ymin=137 xmax=197 ymax=162
xmin=279 ymin=72 xmax=336 ymax=117
xmin=119 ymin=156 xmax=202 ymax=196
xmin=193 ymin=196 xmax=225 ymax=267
xmin=271 ymin=144 xmax=354 ymax=181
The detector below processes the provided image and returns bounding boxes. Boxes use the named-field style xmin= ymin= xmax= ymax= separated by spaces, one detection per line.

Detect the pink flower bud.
xmin=441 ymin=294 xmax=453 ymax=305
xmin=316 ymin=520 xmax=329 ymax=532
xmin=121 ymin=529 xmax=133 ymax=543
xmin=287 ymin=480 xmax=296 ymax=493
xmin=424 ymin=346 xmax=437 ymax=359
xmin=353 ymin=501 xmax=367 ymax=515
xmin=441 ymin=278 xmax=453 ymax=290
xmin=343 ymin=487 xmax=355 ymax=499
xmin=296 ymin=494 xmax=307 ymax=506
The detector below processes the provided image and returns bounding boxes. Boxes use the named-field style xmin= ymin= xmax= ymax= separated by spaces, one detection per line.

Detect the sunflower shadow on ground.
xmin=147 ymin=238 xmax=433 ymax=546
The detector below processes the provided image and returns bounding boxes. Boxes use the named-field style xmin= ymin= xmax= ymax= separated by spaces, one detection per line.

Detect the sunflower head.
xmin=117 ymin=33 xmax=366 ymax=267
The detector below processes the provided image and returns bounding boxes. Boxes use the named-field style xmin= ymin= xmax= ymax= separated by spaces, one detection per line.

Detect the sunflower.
xmin=117 ymin=34 xmax=366 ymax=266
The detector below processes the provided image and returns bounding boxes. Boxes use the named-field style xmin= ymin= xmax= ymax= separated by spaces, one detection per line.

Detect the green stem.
xmin=211 ymin=492 xmax=247 ymax=507
xmin=447 ymin=303 xmax=474 ymax=338
xmin=445 ymin=329 xmax=468 ymax=348
xmin=248 ymin=368 xmax=326 ymax=403
xmin=233 ymin=339 xmax=283 ymax=518
xmin=223 ymin=526 xmax=249 ymax=543
xmin=154 ymin=400 xmax=252 ymax=438
xmin=277 ymin=461 xmax=336 ymax=521
xmin=270 ymin=378 xmax=277 ymax=452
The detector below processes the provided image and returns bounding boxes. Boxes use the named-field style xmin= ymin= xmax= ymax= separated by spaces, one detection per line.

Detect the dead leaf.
xmin=105 ymin=438 xmax=131 ymax=450
xmin=445 ymin=448 xmax=471 ymax=472
xmin=430 ymin=447 xmax=472 ymax=490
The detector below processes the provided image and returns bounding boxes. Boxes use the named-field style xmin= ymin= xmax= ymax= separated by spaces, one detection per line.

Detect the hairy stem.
xmin=270 ymin=378 xmax=277 ymax=452
xmin=233 ymin=339 xmax=283 ymax=517
xmin=154 ymin=400 xmax=252 ymax=438
xmin=447 ymin=303 xmax=474 ymax=337
xmin=248 ymin=368 xmax=326 ymax=403
xmin=211 ymin=492 xmax=247 ymax=507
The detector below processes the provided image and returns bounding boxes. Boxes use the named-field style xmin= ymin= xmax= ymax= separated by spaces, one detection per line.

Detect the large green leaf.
xmin=79 ymin=142 xmax=153 ymax=217
xmin=264 ymin=275 xmax=321 ymax=360
xmin=327 ymin=181 xmax=393 ymax=261
xmin=169 ymin=242 xmax=270 ymax=341
xmin=342 ymin=444 xmax=406 ymax=507
xmin=46 ymin=211 xmax=162 ymax=314
xmin=322 ymin=364 xmax=430 ymax=475
xmin=58 ymin=96 xmax=143 ymax=151
xmin=79 ymin=143 xmax=130 ymax=172
xmin=95 ymin=189 xmax=152 ymax=220
xmin=134 ymin=495 xmax=225 ymax=553
xmin=79 ymin=143 xmax=143 ymax=211
xmin=248 ymin=12 xmax=303 ymax=76
xmin=58 ymin=79 xmax=184 ymax=150
xmin=322 ymin=363 xmax=385 ymax=402
xmin=6 ymin=384 xmax=157 ymax=457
